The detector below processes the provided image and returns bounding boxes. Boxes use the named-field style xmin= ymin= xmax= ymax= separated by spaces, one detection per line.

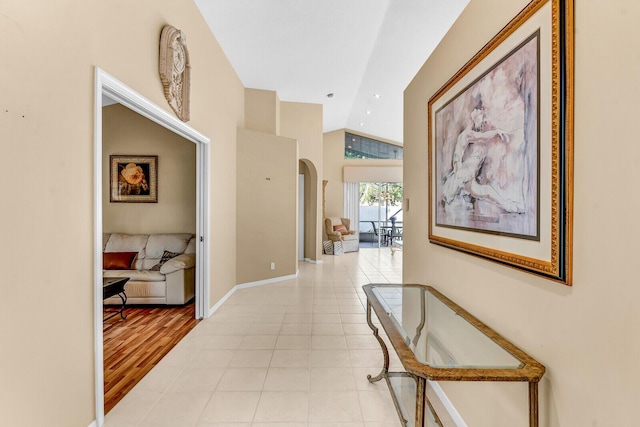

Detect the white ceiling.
xmin=193 ymin=0 xmax=469 ymax=144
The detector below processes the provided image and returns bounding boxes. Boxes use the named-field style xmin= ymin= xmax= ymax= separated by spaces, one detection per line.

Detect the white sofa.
xmin=103 ymin=233 xmax=196 ymax=305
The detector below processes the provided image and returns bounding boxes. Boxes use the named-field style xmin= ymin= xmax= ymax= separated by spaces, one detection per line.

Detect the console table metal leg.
xmin=366 ymin=299 xmax=389 ymax=383
xmin=529 ymin=382 xmax=539 ymax=427
xmin=415 ymin=376 xmax=426 ymax=427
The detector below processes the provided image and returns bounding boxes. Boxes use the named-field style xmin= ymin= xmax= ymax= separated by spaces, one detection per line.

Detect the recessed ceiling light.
xmin=359 ymin=123 xmax=365 ymax=127
xmin=374 ymin=94 xmax=381 ymax=99
xmin=326 ymin=93 xmax=334 ymax=98
xmin=365 ymin=110 xmax=371 ymax=115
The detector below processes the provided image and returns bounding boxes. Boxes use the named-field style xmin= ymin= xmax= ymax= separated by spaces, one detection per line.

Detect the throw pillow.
xmin=103 ymin=252 xmax=138 ymax=270
xmin=150 ymin=250 xmax=181 ymax=271
xmin=333 ymin=224 xmax=349 ymax=235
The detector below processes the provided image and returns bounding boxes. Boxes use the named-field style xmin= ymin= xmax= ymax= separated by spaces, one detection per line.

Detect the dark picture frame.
xmin=428 ymin=0 xmax=574 ymax=285
xmin=109 ymin=155 xmax=158 ymax=203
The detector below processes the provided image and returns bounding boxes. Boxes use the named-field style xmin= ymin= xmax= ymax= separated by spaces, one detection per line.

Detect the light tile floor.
xmin=105 ymin=248 xmax=403 ymax=427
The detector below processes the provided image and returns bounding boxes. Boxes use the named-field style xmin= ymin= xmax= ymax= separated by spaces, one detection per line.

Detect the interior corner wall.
xmin=0 ymin=1 xmax=244 ymax=425
xmin=102 ymin=104 xmax=196 ymax=235
xmin=323 ymin=130 xmax=346 ymax=218
xmin=404 ymin=1 xmax=640 ymax=426
xmin=280 ymin=101 xmax=323 ymax=260
xmin=323 ymin=129 xmax=403 ymax=218
xmin=245 ymin=88 xmax=279 ymax=135
xmin=236 ymin=128 xmax=298 ymax=284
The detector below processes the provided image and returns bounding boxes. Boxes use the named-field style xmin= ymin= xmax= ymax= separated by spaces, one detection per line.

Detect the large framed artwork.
xmin=428 ymin=0 xmax=573 ymax=284
xmin=110 ymin=155 xmax=158 ymax=203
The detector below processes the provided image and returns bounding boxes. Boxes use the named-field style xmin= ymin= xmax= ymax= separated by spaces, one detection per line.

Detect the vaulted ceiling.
xmin=194 ymin=0 xmax=469 ymax=144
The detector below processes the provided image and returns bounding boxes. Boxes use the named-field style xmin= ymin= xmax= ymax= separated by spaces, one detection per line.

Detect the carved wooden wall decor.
xmin=159 ymin=25 xmax=190 ymax=122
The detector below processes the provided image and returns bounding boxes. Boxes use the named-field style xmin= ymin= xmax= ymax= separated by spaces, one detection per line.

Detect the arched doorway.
xmin=299 ymin=159 xmax=320 ymax=261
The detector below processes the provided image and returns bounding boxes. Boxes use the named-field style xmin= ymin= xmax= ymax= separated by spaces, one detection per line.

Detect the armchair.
xmin=324 ymin=217 xmax=359 ymax=253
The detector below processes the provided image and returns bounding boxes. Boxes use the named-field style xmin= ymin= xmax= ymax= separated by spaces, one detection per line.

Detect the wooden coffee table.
xmin=103 ymin=277 xmax=130 ymax=321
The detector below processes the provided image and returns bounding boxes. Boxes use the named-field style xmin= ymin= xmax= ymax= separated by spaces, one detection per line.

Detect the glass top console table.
xmin=363 ymin=284 xmax=545 ymax=427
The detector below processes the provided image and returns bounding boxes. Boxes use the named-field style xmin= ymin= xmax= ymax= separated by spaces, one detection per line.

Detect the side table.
xmin=363 ymin=283 xmax=545 ymax=426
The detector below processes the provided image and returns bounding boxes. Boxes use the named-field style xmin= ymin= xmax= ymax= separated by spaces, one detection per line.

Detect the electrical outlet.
xmin=270 ymin=262 xmax=275 ymax=270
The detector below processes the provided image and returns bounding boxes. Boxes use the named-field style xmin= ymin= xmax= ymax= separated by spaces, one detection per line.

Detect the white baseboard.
xmin=305 ymin=258 xmax=323 ymax=264
xmin=87 ymin=421 xmax=97 ymax=427
xmin=236 ymin=272 xmax=299 ymax=289
xmin=208 ymin=285 xmax=238 ymax=317
xmin=209 ymin=272 xmax=300 ymax=317
xmin=430 ymin=380 xmax=468 ymax=427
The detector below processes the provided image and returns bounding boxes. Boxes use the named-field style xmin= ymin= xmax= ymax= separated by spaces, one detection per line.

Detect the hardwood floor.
xmin=103 ymin=303 xmax=199 ymax=413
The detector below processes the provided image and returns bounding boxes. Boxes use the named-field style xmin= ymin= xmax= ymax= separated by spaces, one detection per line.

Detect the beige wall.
xmin=323 ymin=129 xmax=403 ymax=218
xmin=102 ymin=104 xmax=196 ymax=234
xmin=280 ymin=101 xmax=323 ymax=163
xmin=323 ymin=130 xmax=346 ymax=218
xmin=236 ymin=128 xmax=298 ymax=284
xmin=0 ymin=1 xmax=244 ymax=425
xmin=343 ymin=166 xmax=403 ymax=183
xmin=404 ymin=0 xmax=640 ymax=426
xmin=245 ymin=88 xmax=280 ymax=135
xmin=238 ymin=92 xmax=323 ymax=282
xmin=280 ymin=101 xmax=323 ymax=260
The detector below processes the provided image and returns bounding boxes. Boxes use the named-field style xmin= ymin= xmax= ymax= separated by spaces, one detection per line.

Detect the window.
xmin=345 ymin=132 xmax=403 ymax=159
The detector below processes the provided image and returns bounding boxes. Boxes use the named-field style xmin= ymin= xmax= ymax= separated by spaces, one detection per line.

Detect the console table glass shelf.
xmin=363 ymin=283 xmax=545 ymax=427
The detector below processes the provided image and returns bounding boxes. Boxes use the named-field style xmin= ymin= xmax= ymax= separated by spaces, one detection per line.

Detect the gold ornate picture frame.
xmin=428 ymin=0 xmax=573 ymax=285
xmin=110 ymin=155 xmax=158 ymax=203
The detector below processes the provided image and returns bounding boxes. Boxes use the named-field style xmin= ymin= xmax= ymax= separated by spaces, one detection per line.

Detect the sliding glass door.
xmin=358 ymin=182 xmax=403 ymax=248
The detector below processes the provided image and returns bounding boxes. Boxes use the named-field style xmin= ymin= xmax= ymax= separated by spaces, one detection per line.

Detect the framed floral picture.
xmin=110 ymin=155 xmax=158 ymax=203
xmin=428 ymin=0 xmax=573 ymax=284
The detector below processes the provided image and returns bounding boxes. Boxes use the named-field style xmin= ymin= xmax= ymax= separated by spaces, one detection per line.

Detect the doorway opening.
xmin=94 ymin=68 xmax=211 ymax=426
xmin=358 ymin=182 xmax=403 ymax=248
xmin=299 ymin=159 xmax=319 ymax=262
xmin=101 ymin=102 xmax=200 ymax=412
xmin=298 ymin=173 xmax=305 ymax=260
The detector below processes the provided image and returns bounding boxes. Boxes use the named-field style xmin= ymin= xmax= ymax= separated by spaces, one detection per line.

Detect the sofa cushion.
xmin=160 ymin=253 xmax=196 ymax=274
xmin=328 ymin=217 xmax=342 ymax=227
xmin=333 ymin=224 xmax=349 ymax=235
xmin=150 ymin=250 xmax=182 ymax=271
xmin=103 ymin=269 xmax=166 ymax=282
xmin=140 ymin=258 xmax=160 ymax=270
xmin=185 ymin=237 xmax=197 ymax=254
xmin=342 ymin=233 xmax=359 ymax=241
xmin=103 ymin=233 xmax=111 ymax=251
xmin=145 ymin=234 xmax=192 ymax=259
xmin=103 ymin=252 xmax=138 ymax=270
xmin=105 ymin=234 xmax=149 ymax=258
